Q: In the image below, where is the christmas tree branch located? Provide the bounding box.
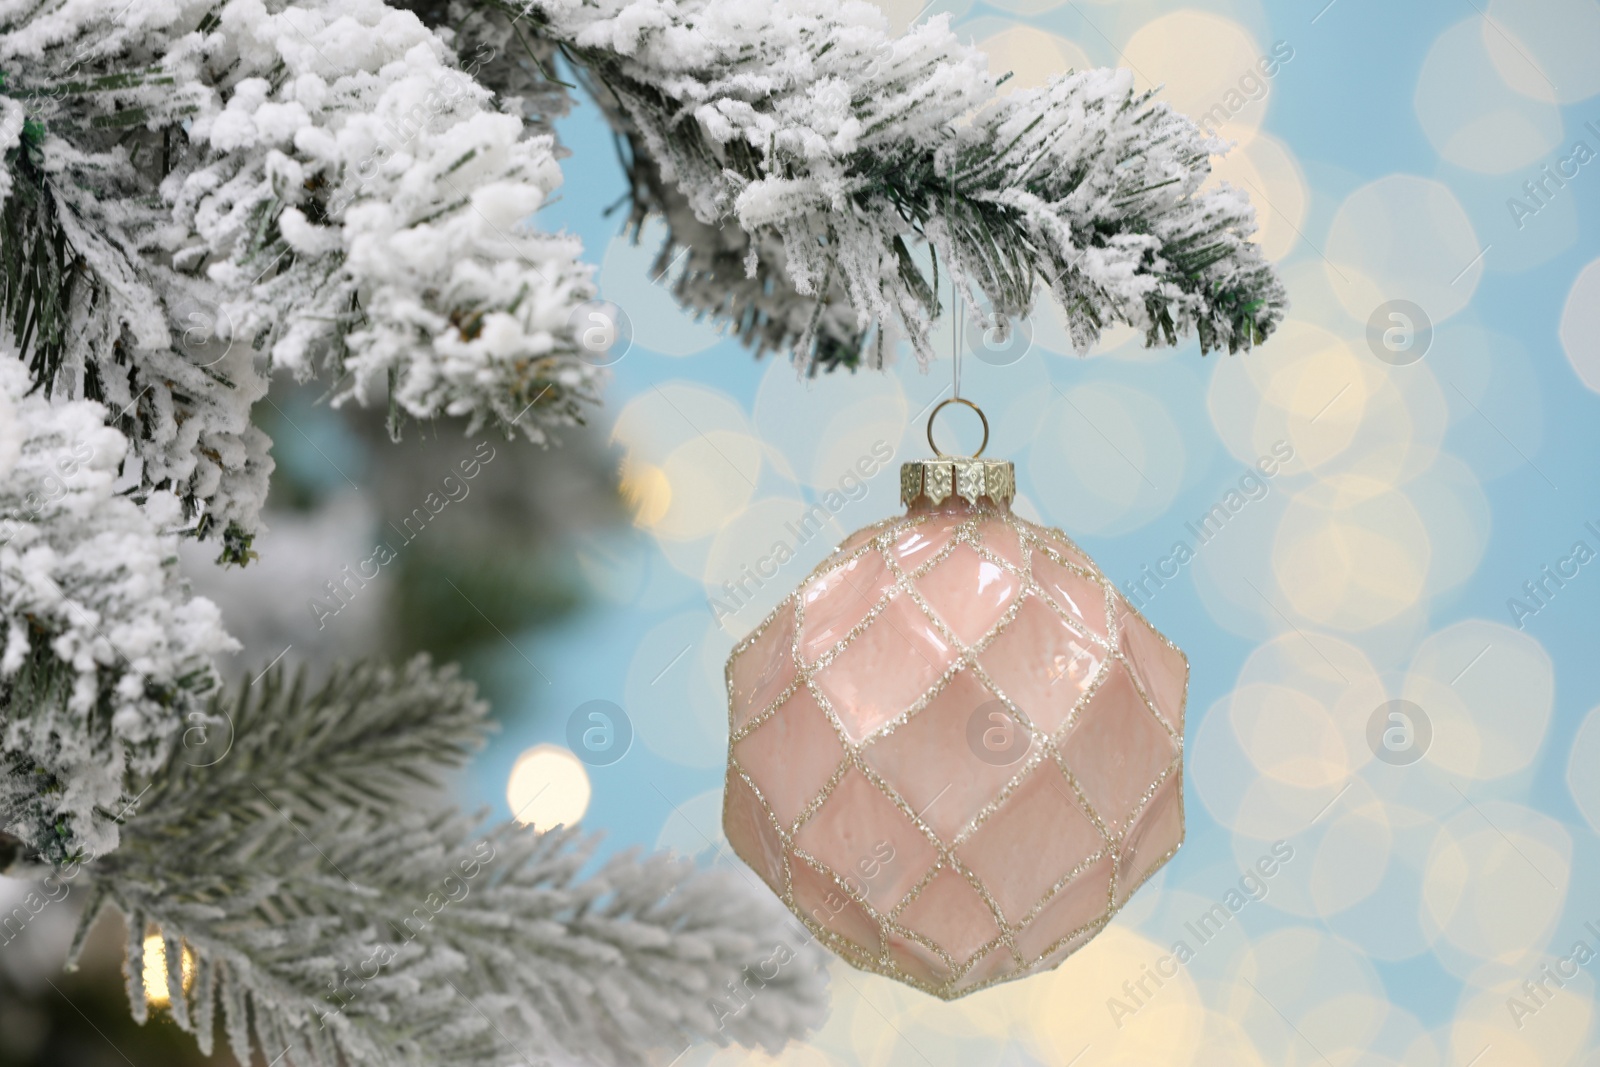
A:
[137,657,491,828]
[577,62,872,371]
[479,0,1285,366]
[82,657,829,1067]
[0,0,605,552]
[0,351,234,864]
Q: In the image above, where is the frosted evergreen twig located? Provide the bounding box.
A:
[82,657,831,1067]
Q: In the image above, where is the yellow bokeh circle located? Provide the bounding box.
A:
[978,26,1092,95]
[1401,619,1554,781]
[506,744,592,830]
[1272,478,1431,630]
[1484,0,1600,104]
[1414,18,1565,174]
[1421,802,1570,972]
[1324,176,1484,326]
[1122,12,1281,147]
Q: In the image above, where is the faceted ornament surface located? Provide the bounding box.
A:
[722,498,1187,998]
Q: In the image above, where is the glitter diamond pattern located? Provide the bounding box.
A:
[723,498,1187,999]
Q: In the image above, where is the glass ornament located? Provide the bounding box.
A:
[722,434,1187,998]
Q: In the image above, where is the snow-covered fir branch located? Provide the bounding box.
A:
[482,0,1285,367]
[0,350,234,865]
[585,71,871,371]
[78,658,829,1067]
[398,0,577,139]
[0,0,605,554]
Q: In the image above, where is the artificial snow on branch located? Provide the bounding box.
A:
[0,0,605,554]
[0,350,234,865]
[79,657,830,1067]
[481,0,1285,367]
[587,81,870,371]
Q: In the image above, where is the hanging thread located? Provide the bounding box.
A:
[948,158,960,403]
[953,302,961,400]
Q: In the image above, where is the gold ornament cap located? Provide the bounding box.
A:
[902,396,1013,507]
[900,458,1015,508]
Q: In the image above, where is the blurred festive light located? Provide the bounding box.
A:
[1122,12,1275,146]
[1407,455,1491,599]
[1314,809,1441,962]
[1228,928,1388,1062]
[1192,633,1386,836]
[1415,18,1563,173]
[977,26,1091,96]
[1230,683,1349,788]
[142,932,195,1008]
[626,612,728,769]
[612,381,762,543]
[1453,973,1594,1065]
[1325,176,1483,325]
[652,433,765,542]
[1206,318,1370,474]
[1272,481,1432,630]
[1568,704,1600,834]
[619,457,672,529]
[507,745,592,830]
[1303,796,1394,917]
[1402,621,1553,780]
[1024,925,1206,1063]
[1560,257,1600,395]
[1484,0,1600,104]
[1028,382,1185,535]
[1422,802,1570,972]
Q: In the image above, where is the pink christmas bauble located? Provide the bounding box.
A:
[722,458,1187,998]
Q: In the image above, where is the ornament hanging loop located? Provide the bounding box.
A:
[927,396,989,458]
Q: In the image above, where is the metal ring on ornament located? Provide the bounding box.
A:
[926,396,990,458]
